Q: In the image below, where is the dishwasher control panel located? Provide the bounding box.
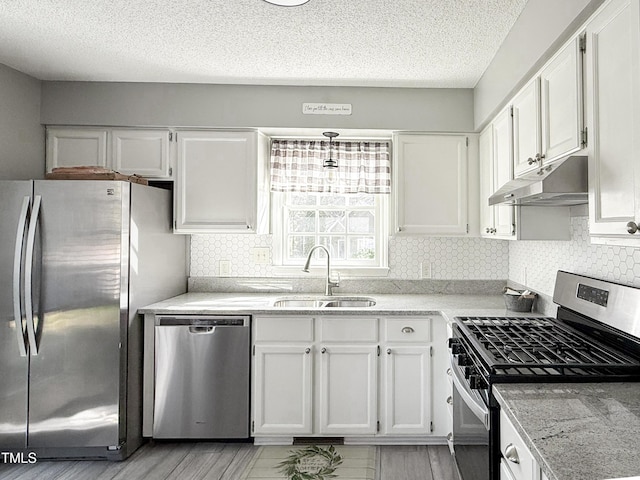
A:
[156,315,250,327]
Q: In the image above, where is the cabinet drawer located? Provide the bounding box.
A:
[384,317,431,343]
[500,411,535,480]
[254,316,314,342]
[319,317,378,343]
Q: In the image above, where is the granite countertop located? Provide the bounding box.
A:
[138,292,517,320]
[494,383,640,480]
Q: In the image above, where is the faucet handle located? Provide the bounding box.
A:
[329,271,340,286]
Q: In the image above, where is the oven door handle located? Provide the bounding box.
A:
[450,355,490,430]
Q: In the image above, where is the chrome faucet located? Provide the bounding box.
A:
[302,245,339,296]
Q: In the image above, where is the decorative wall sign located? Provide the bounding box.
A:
[302,103,352,115]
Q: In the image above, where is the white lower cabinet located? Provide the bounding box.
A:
[252,314,447,442]
[319,345,378,435]
[382,346,431,435]
[253,345,313,435]
[500,410,545,480]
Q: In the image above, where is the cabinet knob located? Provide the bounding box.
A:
[446,396,453,405]
[504,444,520,464]
[321,347,326,354]
[305,348,311,354]
[446,368,452,376]
[386,348,392,355]
[627,221,638,234]
[527,153,545,165]
[401,326,415,334]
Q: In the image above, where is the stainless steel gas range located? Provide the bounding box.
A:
[448,271,640,480]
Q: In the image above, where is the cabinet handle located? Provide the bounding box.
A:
[321,347,326,354]
[401,326,415,334]
[386,348,392,355]
[627,221,638,234]
[504,444,520,464]
[305,348,311,354]
[446,396,453,405]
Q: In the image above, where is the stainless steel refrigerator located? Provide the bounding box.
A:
[0,180,187,460]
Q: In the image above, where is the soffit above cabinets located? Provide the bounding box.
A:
[0,0,527,88]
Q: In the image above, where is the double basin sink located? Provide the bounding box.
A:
[272,295,376,308]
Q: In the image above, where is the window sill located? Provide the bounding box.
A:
[271,266,391,278]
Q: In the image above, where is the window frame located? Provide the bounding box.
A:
[271,191,390,277]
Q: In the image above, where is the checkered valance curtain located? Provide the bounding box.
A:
[270,139,391,194]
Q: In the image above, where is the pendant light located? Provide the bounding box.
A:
[323,131,339,169]
[323,131,339,185]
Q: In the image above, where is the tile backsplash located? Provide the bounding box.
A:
[190,234,509,280]
[509,215,640,297]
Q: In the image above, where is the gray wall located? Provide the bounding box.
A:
[0,64,44,179]
[40,82,474,132]
[474,0,605,130]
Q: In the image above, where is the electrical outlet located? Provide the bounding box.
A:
[420,261,432,279]
[219,260,231,276]
[251,247,270,265]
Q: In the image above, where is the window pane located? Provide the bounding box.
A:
[348,194,375,206]
[348,211,375,234]
[348,236,376,259]
[319,211,346,233]
[290,194,317,206]
[289,210,315,232]
[318,236,346,260]
[319,195,346,206]
[289,236,317,258]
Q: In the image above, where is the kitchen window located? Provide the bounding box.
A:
[270,139,390,275]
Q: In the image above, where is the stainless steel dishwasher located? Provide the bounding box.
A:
[153,315,250,439]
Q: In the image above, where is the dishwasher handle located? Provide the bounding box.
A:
[156,315,250,327]
[189,326,215,334]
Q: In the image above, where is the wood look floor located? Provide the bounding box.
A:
[0,442,458,480]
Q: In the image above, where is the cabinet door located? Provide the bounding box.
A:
[395,134,468,235]
[540,37,583,162]
[112,129,171,178]
[586,0,640,241]
[253,345,313,435]
[318,345,377,435]
[175,131,257,233]
[46,128,108,172]
[382,346,431,435]
[512,79,541,177]
[492,108,516,238]
[479,124,495,238]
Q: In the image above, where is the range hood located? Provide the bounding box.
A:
[488,155,588,206]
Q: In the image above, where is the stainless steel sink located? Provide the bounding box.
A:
[272,296,376,308]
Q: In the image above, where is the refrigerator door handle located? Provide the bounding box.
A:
[25,195,41,356]
[12,196,30,357]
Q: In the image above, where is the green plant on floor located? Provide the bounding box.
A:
[275,445,343,480]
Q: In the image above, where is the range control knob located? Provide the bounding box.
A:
[448,338,464,355]
[457,354,471,367]
[469,375,487,390]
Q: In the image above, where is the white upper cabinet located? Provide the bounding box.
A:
[112,129,171,178]
[511,35,584,178]
[394,134,468,235]
[512,79,542,177]
[46,127,174,179]
[174,130,268,234]
[585,0,640,244]
[481,107,516,239]
[540,37,584,163]
[46,127,108,171]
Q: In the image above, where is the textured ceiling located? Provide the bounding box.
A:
[0,0,528,88]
